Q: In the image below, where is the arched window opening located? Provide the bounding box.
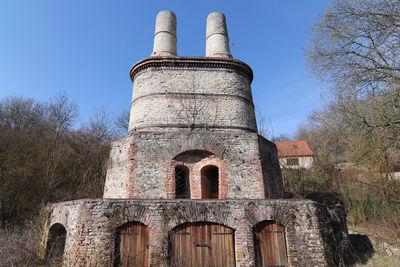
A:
[45,223,66,265]
[114,222,149,267]
[175,166,190,199]
[169,222,235,267]
[253,220,288,267]
[201,165,219,199]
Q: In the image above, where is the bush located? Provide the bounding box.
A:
[283,167,331,196]
[283,165,400,237]
[0,95,117,225]
[0,222,44,266]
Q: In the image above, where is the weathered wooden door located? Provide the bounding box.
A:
[254,221,288,267]
[171,222,235,267]
[116,222,149,267]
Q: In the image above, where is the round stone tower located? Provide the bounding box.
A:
[104,10,283,200]
[129,12,255,133]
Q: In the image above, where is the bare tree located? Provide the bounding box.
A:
[272,134,291,142]
[115,107,130,137]
[306,0,400,97]
[0,95,118,224]
[0,96,44,131]
[255,106,273,139]
[305,0,400,169]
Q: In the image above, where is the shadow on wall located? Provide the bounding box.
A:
[305,192,374,266]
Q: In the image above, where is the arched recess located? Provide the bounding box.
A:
[169,222,235,267]
[173,150,214,164]
[114,222,149,267]
[201,165,219,199]
[45,223,67,264]
[175,165,190,199]
[253,220,288,267]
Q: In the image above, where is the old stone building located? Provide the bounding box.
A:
[42,11,347,267]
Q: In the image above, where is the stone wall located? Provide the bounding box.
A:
[128,57,257,133]
[44,199,334,267]
[258,136,284,198]
[104,131,281,199]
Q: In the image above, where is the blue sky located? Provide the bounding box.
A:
[0,0,331,137]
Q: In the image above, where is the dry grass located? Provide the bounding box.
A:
[0,222,45,266]
[355,253,400,267]
[349,223,400,252]
[350,223,400,267]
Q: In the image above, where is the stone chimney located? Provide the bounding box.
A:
[206,12,232,58]
[151,10,177,56]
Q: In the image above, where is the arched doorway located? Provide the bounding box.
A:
[175,165,190,198]
[169,222,235,267]
[201,165,219,199]
[45,223,66,265]
[114,222,149,267]
[253,220,288,267]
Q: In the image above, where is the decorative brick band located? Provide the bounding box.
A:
[131,123,257,132]
[131,92,254,107]
[130,56,254,82]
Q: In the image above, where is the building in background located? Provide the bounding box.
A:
[275,140,313,169]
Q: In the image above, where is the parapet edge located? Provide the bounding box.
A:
[129,56,253,82]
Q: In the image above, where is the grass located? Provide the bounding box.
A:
[354,253,400,267]
[349,223,400,267]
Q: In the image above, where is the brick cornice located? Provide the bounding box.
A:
[129,56,253,82]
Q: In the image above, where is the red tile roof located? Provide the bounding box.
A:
[274,140,313,157]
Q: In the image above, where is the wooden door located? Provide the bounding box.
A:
[116,222,149,267]
[254,221,288,267]
[171,222,235,267]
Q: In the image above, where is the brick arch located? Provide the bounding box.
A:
[167,150,228,199]
[194,156,228,199]
[173,150,215,163]
[201,165,219,199]
[244,202,297,227]
[111,207,154,229]
[167,137,227,160]
[170,220,235,232]
[45,223,67,265]
[164,203,239,231]
[167,218,238,233]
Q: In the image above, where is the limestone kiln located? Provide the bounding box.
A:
[42,11,342,267]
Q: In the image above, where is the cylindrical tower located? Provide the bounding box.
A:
[151,10,177,56]
[206,12,232,58]
[129,11,256,133]
[128,57,256,133]
[104,11,284,202]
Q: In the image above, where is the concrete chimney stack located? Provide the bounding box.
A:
[206,12,232,58]
[151,10,177,56]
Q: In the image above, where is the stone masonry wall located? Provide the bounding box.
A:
[258,136,285,198]
[102,135,131,198]
[104,131,279,199]
[44,199,331,267]
[128,58,257,133]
